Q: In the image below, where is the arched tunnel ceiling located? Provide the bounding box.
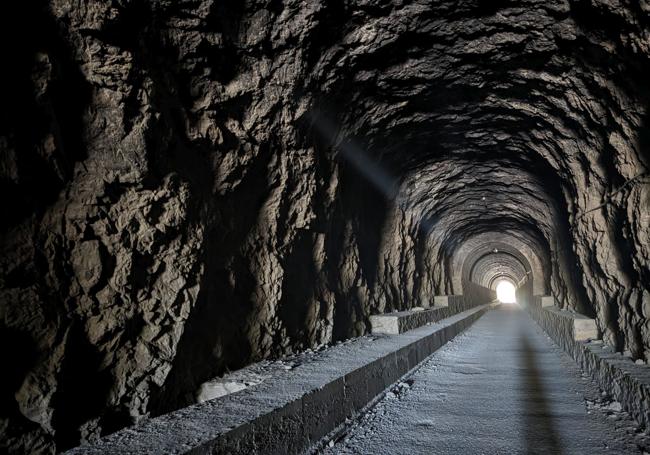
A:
[312,0,649,328]
[1,1,649,453]
[450,232,548,295]
[471,251,529,290]
[466,244,532,286]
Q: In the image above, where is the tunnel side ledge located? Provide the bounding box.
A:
[524,295,650,430]
[63,303,495,455]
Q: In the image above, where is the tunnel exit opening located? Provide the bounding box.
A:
[496,280,517,304]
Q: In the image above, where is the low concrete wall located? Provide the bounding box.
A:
[66,305,493,455]
[370,295,484,335]
[525,295,650,429]
[525,295,597,343]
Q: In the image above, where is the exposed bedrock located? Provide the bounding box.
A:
[0,0,649,453]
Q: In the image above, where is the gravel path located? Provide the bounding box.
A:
[320,305,650,455]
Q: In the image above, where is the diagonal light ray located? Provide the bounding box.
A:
[307,109,442,236]
[308,110,399,201]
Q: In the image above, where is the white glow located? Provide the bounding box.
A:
[496,281,517,304]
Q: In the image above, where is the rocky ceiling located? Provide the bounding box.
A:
[1,0,649,453]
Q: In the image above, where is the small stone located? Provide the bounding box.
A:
[605,401,623,412]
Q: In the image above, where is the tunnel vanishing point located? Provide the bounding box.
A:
[1,0,650,454]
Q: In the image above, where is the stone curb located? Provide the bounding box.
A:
[525,295,650,429]
[65,304,493,455]
[369,295,467,334]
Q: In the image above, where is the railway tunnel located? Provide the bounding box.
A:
[1,0,649,453]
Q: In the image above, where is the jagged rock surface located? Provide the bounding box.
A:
[0,0,648,453]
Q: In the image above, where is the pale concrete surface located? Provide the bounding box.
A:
[321,306,649,455]
[370,306,444,335]
[370,295,486,335]
[540,295,555,307]
[432,295,452,307]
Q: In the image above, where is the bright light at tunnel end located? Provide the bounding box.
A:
[496,280,517,304]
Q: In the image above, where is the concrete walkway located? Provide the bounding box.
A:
[321,306,647,454]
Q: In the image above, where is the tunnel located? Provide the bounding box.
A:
[1,0,649,453]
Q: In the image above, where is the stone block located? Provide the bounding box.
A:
[206,420,256,455]
[433,295,451,307]
[365,357,388,400]
[573,316,598,341]
[251,398,306,455]
[302,378,346,444]
[380,352,401,389]
[540,295,554,307]
[370,307,446,335]
[369,314,400,334]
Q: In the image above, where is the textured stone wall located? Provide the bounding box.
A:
[0,0,649,453]
[463,281,498,307]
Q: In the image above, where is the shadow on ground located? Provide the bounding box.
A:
[520,332,563,455]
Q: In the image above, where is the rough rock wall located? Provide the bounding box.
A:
[0,2,436,452]
[0,0,649,453]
